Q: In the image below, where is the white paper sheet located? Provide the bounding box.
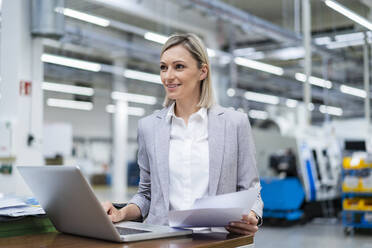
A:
[0,205,45,217]
[169,187,258,227]
[0,195,45,217]
[0,198,27,209]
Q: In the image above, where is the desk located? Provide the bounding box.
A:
[0,216,253,247]
[0,232,253,248]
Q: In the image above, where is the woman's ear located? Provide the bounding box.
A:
[199,64,208,81]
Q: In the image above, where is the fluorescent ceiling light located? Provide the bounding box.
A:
[47,98,93,111]
[315,36,332,45]
[295,73,332,89]
[270,47,305,60]
[111,91,157,105]
[248,109,268,120]
[144,32,168,44]
[123,69,162,84]
[42,82,94,96]
[41,54,102,72]
[335,32,364,42]
[234,57,284,76]
[106,104,145,116]
[233,47,255,56]
[286,99,298,108]
[327,39,365,49]
[227,88,236,97]
[245,52,265,60]
[244,91,280,105]
[340,84,366,98]
[56,7,110,27]
[207,48,216,58]
[319,104,343,116]
[325,0,372,30]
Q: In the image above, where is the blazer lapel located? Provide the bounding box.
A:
[208,105,225,196]
[154,108,171,210]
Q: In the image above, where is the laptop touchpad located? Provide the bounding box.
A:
[116,227,151,235]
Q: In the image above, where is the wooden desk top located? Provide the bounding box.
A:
[0,232,253,248]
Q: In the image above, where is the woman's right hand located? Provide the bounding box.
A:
[102,201,126,223]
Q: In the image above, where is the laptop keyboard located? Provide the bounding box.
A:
[116,227,151,235]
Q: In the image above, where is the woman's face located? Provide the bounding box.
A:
[160,45,207,103]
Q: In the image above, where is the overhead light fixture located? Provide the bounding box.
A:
[248,109,268,120]
[286,99,298,108]
[314,36,332,45]
[234,57,284,76]
[123,69,162,84]
[340,84,366,98]
[269,47,305,60]
[111,92,157,105]
[327,39,365,49]
[233,47,255,56]
[41,54,102,72]
[325,0,372,30]
[207,48,216,58]
[335,32,364,42]
[319,104,343,116]
[42,82,94,96]
[47,98,93,111]
[55,7,110,27]
[227,88,236,97]
[244,91,280,105]
[295,73,332,89]
[144,32,168,44]
[106,104,145,116]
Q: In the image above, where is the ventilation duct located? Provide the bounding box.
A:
[31,0,65,39]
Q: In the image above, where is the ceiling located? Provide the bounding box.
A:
[41,0,372,123]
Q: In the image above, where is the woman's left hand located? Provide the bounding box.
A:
[225,211,259,236]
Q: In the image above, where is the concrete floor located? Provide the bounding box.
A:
[255,220,372,248]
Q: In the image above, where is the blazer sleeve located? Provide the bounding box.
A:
[237,114,264,219]
[127,119,151,219]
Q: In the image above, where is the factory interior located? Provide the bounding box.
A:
[1,0,372,247]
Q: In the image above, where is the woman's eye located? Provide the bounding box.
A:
[160,65,167,71]
[175,64,184,69]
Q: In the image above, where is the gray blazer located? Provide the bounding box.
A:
[128,105,263,225]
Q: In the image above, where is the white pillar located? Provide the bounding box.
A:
[112,58,128,200]
[302,0,311,125]
[363,35,372,152]
[205,33,226,106]
[0,0,44,195]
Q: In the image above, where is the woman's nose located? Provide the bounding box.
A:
[164,68,175,81]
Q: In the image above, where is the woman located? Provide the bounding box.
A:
[103,33,263,236]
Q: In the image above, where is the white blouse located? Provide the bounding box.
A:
[166,103,209,211]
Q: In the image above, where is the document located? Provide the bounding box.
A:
[169,187,259,227]
[0,195,45,217]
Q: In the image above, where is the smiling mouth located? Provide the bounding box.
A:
[167,84,182,88]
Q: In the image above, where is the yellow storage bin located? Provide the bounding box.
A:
[343,157,368,170]
[360,175,372,192]
[359,199,372,211]
[343,198,361,210]
[342,177,361,192]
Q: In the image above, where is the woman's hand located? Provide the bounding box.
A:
[102,201,126,223]
[225,211,259,236]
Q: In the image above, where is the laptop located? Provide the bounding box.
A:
[17,166,192,242]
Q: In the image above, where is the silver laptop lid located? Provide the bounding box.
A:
[17,166,122,242]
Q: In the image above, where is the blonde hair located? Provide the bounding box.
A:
[160,33,215,108]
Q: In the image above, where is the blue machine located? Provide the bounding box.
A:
[261,177,305,221]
